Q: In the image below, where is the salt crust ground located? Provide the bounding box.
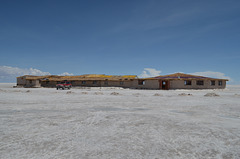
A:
[0,83,240,159]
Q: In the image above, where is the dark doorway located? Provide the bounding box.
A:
[159,80,169,90]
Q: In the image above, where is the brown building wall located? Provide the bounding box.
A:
[24,80,41,88]
[17,77,41,88]
[71,80,102,87]
[16,75,227,90]
[131,79,159,89]
[106,80,133,88]
[66,80,133,88]
[170,80,227,89]
[41,81,57,87]
[17,77,27,86]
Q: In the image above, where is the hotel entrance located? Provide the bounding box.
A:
[159,80,169,90]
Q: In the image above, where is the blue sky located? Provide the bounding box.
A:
[0,0,240,84]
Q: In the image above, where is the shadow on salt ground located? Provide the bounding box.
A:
[204,93,220,97]
[110,92,121,95]
[178,93,193,96]
[218,115,240,120]
[169,110,196,116]
[91,107,150,112]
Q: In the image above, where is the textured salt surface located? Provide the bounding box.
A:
[0,83,240,159]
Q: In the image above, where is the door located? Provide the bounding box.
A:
[159,80,169,90]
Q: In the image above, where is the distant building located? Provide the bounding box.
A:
[16,73,228,90]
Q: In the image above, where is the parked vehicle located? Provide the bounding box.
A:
[56,81,72,90]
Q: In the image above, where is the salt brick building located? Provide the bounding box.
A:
[16,73,228,90]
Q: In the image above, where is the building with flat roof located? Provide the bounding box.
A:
[16,73,228,89]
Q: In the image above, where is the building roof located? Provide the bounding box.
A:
[17,73,228,81]
[18,74,137,81]
[145,73,229,81]
[18,75,58,80]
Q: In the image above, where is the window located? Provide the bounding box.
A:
[218,81,222,86]
[82,81,86,84]
[197,80,204,85]
[184,80,192,85]
[29,80,32,84]
[211,80,215,86]
[138,80,145,85]
[93,81,97,84]
[120,81,124,85]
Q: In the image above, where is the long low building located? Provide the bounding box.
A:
[16,73,228,90]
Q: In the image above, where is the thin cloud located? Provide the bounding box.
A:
[138,68,161,78]
[0,66,51,82]
[0,66,51,76]
[191,71,231,80]
[0,66,74,82]
[59,72,74,76]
